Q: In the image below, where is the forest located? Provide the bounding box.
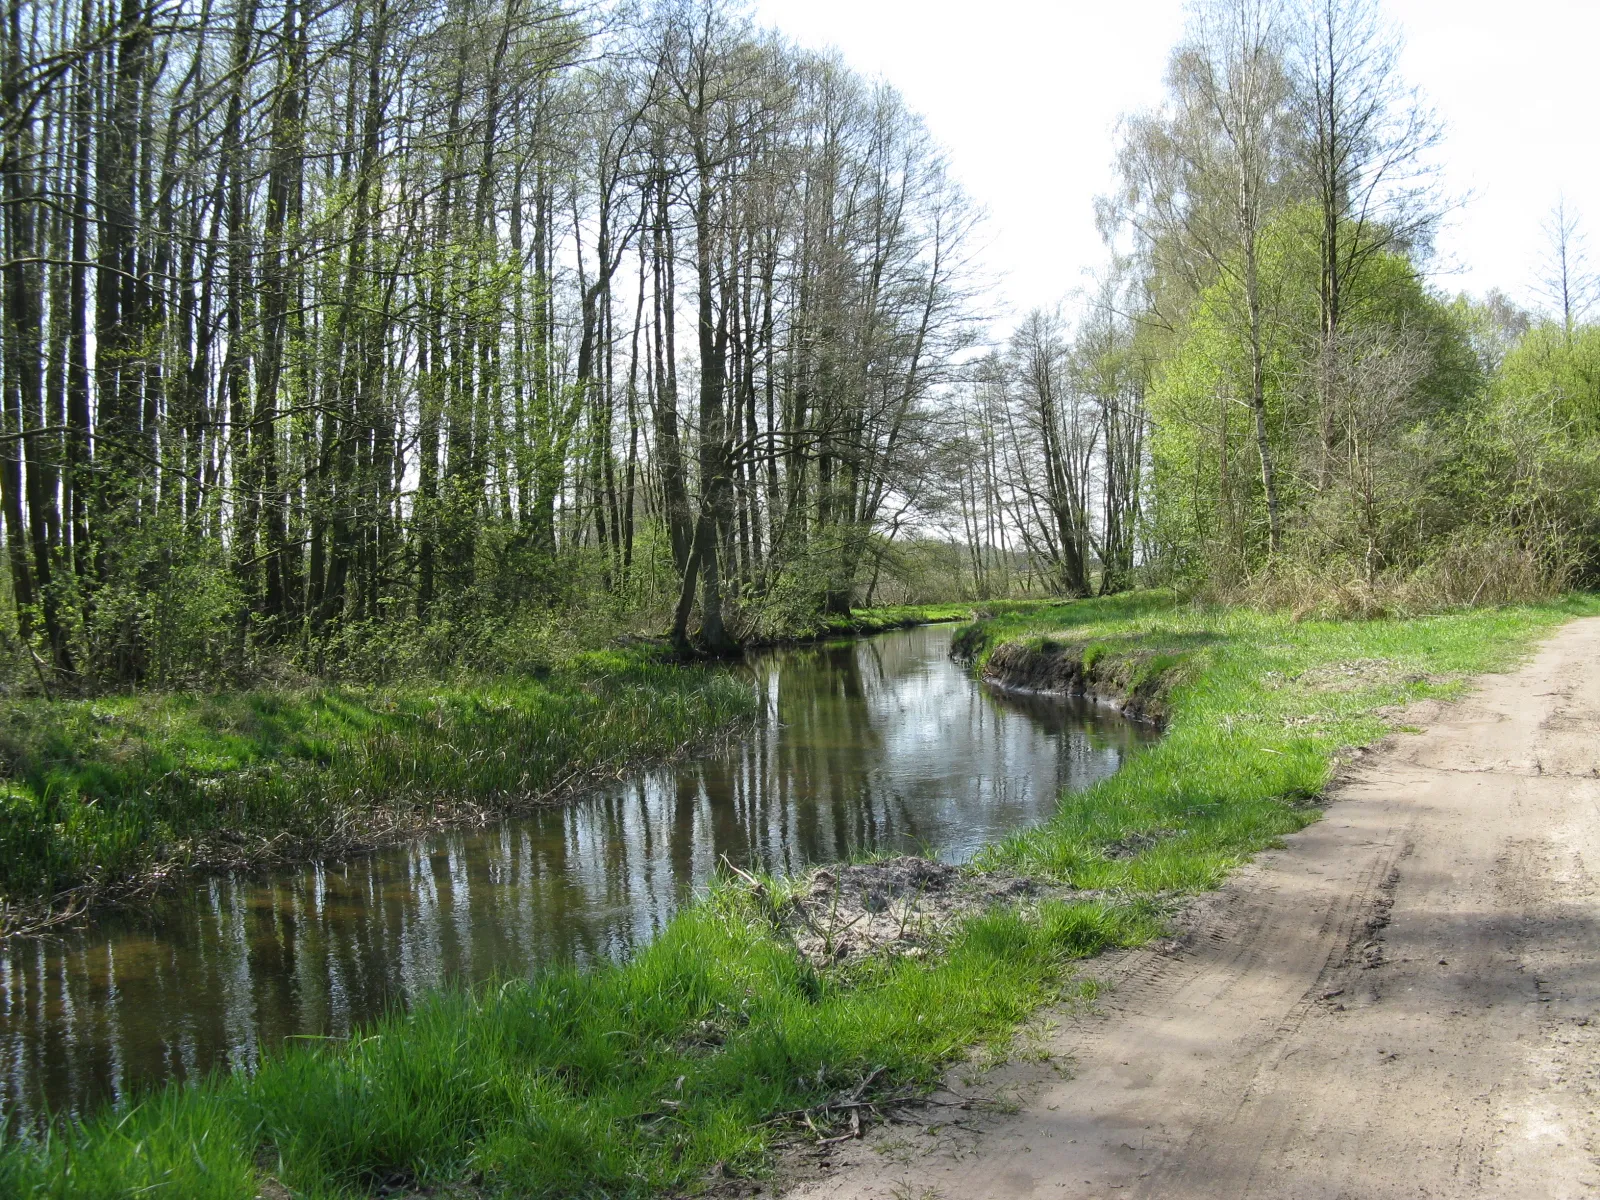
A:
[0,0,1596,690]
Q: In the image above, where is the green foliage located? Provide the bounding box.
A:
[1493,322,1600,427]
[1146,205,1483,588]
[1142,199,1600,605]
[1441,323,1600,582]
[0,653,756,903]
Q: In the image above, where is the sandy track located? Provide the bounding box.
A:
[783,617,1600,1200]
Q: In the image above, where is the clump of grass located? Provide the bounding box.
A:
[0,885,1151,1197]
[0,651,757,905]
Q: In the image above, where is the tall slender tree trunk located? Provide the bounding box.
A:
[1245,248,1283,558]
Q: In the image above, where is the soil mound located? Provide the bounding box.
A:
[778,857,1055,968]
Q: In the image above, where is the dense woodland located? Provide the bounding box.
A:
[0,0,1596,688]
[954,0,1600,614]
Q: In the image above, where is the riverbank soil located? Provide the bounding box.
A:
[783,616,1600,1199]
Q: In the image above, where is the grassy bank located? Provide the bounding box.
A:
[0,650,756,913]
[964,591,1600,886]
[0,889,1150,1197]
[0,603,977,915]
[764,601,980,643]
[5,592,1593,1195]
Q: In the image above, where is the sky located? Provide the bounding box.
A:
[746,0,1600,329]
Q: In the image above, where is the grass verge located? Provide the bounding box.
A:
[966,590,1600,887]
[5,591,1594,1195]
[0,650,756,915]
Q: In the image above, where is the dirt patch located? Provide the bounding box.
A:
[1266,657,1433,694]
[751,857,1070,969]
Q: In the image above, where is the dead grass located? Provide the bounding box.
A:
[1208,531,1567,621]
[765,858,1074,969]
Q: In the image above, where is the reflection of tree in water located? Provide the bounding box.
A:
[0,626,1155,1129]
[979,682,1158,777]
[985,684,1102,735]
[763,638,892,867]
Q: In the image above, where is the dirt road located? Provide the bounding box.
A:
[784,617,1600,1199]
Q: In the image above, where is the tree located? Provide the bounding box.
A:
[1075,290,1147,595]
[1534,199,1599,342]
[0,0,986,681]
[1289,0,1443,489]
[1112,0,1296,561]
[995,309,1096,597]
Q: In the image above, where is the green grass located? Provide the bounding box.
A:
[7,591,1594,1196]
[0,602,985,905]
[967,590,1600,888]
[775,602,979,643]
[0,886,1152,1197]
[0,650,756,905]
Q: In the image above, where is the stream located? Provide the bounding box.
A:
[0,623,1155,1127]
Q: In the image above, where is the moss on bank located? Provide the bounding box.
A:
[5,591,1595,1196]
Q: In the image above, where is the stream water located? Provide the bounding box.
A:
[0,623,1155,1127]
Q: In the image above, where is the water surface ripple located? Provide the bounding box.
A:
[0,623,1154,1125]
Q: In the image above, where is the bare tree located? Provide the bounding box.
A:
[1074,286,1147,595]
[1290,0,1443,486]
[1535,198,1599,341]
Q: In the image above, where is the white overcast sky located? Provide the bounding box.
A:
[746,0,1600,329]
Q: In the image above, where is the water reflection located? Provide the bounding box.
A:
[0,624,1154,1126]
